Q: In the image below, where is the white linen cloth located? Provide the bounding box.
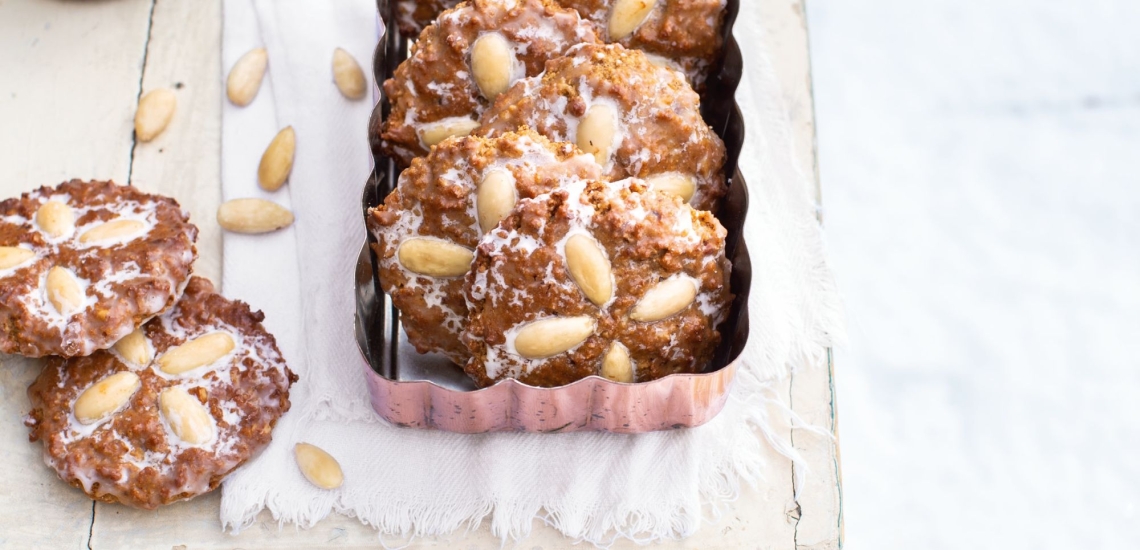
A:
[218,0,844,544]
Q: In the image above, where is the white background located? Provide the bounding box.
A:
[807,0,1140,547]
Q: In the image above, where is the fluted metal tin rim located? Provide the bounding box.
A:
[355,0,750,433]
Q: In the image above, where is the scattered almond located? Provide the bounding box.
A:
[332,48,367,100]
[135,88,177,142]
[258,126,296,191]
[159,386,215,445]
[74,371,141,425]
[564,233,613,306]
[217,199,294,234]
[157,332,235,375]
[513,316,596,359]
[227,47,268,107]
[0,247,35,271]
[295,443,344,490]
[629,275,698,322]
[36,200,74,239]
[476,169,517,233]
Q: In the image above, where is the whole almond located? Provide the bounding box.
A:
[576,103,618,166]
[258,126,296,192]
[114,329,153,367]
[601,341,633,383]
[227,47,268,107]
[646,172,696,204]
[513,316,596,359]
[0,247,35,270]
[609,0,657,40]
[36,200,74,239]
[397,238,473,278]
[159,386,215,445]
[629,275,698,322]
[564,233,613,306]
[74,371,140,425]
[46,266,84,316]
[295,442,344,490]
[157,332,235,375]
[418,117,480,148]
[470,32,515,100]
[217,199,294,234]
[476,170,517,233]
[79,219,147,244]
[135,88,177,142]
[332,48,367,100]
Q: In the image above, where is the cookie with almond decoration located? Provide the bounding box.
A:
[376,0,602,166]
[0,179,198,358]
[368,129,601,364]
[25,277,297,509]
[462,178,732,388]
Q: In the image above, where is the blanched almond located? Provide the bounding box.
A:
[564,234,613,306]
[470,32,515,100]
[576,103,618,166]
[46,266,84,316]
[418,117,480,148]
[0,247,35,270]
[159,386,215,445]
[79,219,146,244]
[217,199,294,234]
[397,238,473,277]
[74,371,140,425]
[601,341,633,382]
[36,200,74,239]
[114,329,153,366]
[476,169,517,233]
[629,275,698,322]
[513,316,596,359]
[157,332,235,375]
[258,126,296,192]
[295,442,344,490]
[646,172,696,204]
[227,47,268,107]
[332,48,367,100]
[135,88,177,142]
[609,0,657,40]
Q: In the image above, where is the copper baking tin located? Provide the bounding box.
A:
[355,0,750,433]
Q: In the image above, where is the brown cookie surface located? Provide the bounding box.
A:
[25,277,297,509]
[369,129,601,364]
[462,178,732,388]
[377,0,602,166]
[394,0,461,37]
[0,180,198,358]
[475,43,727,212]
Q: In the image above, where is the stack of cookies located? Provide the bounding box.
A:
[368,0,734,388]
[0,180,297,509]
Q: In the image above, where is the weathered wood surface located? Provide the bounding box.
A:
[0,0,840,547]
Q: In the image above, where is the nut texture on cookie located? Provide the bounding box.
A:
[0,180,198,358]
[368,130,602,364]
[376,0,602,166]
[462,178,732,388]
[25,277,297,509]
[475,43,727,211]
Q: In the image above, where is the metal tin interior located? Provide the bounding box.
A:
[356,0,750,396]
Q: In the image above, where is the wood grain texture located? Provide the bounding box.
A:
[0,0,840,547]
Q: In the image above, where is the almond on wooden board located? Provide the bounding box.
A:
[258,126,296,192]
[227,47,268,107]
[135,88,177,142]
[217,199,294,234]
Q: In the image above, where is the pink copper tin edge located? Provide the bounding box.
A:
[356,0,749,434]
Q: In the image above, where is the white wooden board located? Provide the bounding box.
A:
[0,0,840,547]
